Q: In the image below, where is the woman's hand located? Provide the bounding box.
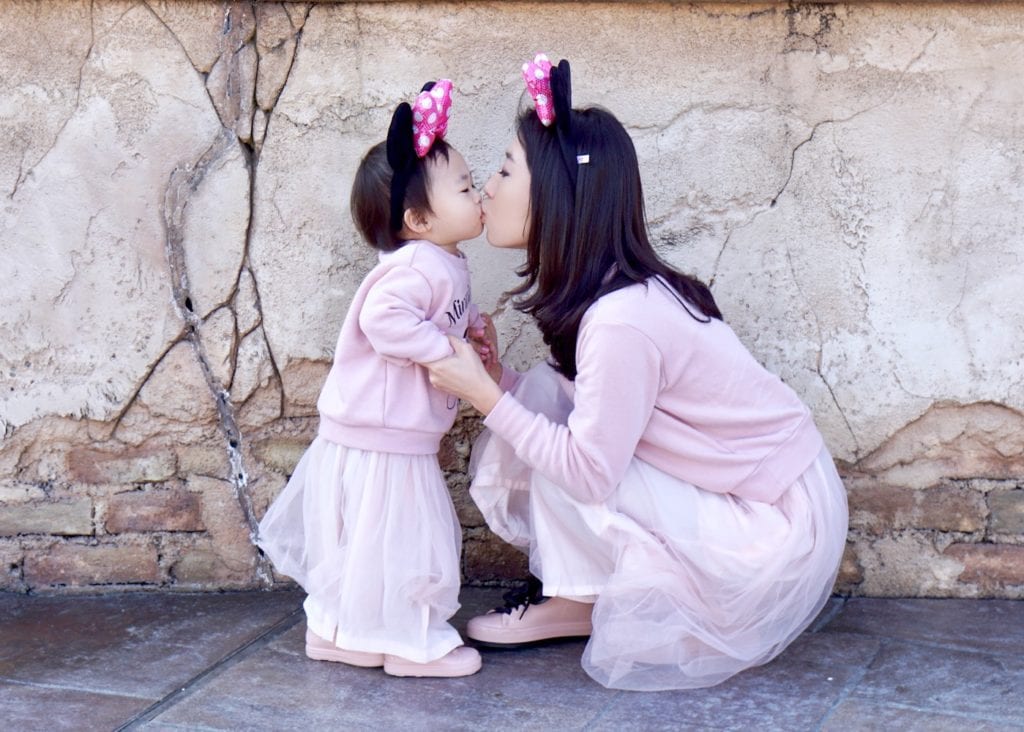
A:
[427,336,504,415]
[467,314,502,384]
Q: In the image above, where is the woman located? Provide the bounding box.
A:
[427,56,848,691]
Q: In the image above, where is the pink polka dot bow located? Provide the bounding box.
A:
[522,53,555,126]
[412,79,453,158]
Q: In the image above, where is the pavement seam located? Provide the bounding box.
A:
[114,604,305,731]
[809,596,847,632]
[814,632,1024,729]
[812,635,885,731]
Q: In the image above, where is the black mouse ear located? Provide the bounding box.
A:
[386,102,416,233]
[551,59,573,132]
[420,81,435,93]
[386,102,414,172]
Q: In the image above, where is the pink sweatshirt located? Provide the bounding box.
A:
[317,240,481,455]
[486,278,824,504]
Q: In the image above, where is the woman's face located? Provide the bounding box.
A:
[481,137,531,249]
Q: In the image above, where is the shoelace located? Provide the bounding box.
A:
[495,576,546,619]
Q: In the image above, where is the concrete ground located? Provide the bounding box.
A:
[1,588,1022,731]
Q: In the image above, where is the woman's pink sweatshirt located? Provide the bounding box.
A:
[486,278,824,504]
[317,241,481,455]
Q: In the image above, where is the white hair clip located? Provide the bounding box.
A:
[576,154,590,164]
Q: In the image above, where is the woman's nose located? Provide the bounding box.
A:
[483,174,497,200]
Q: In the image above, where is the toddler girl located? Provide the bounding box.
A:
[258,79,484,678]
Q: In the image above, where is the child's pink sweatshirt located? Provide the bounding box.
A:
[487,278,824,504]
[317,240,481,455]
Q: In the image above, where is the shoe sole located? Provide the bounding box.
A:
[469,634,591,650]
[466,622,593,647]
[306,645,385,668]
[383,655,482,678]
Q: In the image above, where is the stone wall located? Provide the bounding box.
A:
[1,1,1021,596]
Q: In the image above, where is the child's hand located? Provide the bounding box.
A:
[467,314,501,384]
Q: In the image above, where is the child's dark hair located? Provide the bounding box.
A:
[350,138,451,251]
[512,105,723,380]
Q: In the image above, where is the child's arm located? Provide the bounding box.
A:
[359,266,453,365]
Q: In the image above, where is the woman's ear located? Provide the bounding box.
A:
[402,207,431,236]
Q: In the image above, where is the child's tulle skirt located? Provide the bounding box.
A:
[470,364,849,691]
[257,438,463,663]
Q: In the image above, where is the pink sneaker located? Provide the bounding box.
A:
[304,628,384,668]
[383,646,482,678]
[467,580,593,647]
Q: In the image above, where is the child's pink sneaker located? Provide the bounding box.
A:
[383,646,482,678]
[304,627,384,667]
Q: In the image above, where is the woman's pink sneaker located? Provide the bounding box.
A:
[467,595,593,646]
[304,628,384,667]
[383,646,482,678]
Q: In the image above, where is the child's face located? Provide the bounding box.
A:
[421,149,483,248]
[481,137,530,250]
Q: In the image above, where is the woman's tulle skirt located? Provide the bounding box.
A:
[257,438,463,663]
[470,364,849,691]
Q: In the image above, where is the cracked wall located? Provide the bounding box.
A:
[1,1,1022,597]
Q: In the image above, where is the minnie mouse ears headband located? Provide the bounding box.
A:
[522,54,589,184]
[386,79,453,232]
[522,54,557,127]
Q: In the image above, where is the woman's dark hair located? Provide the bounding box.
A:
[512,105,722,380]
[350,138,450,251]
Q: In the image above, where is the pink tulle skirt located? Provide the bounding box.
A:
[470,364,849,691]
[257,438,463,663]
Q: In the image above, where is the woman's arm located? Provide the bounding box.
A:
[429,321,661,503]
[427,336,505,413]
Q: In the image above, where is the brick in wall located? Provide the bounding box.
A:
[0,499,93,536]
[988,489,1024,535]
[175,445,231,478]
[462,528,528,583]
[172,542,255,586]
[103,489,205,533]
[944,543,1024,590]
[68,446,177,485]
[0,542,25,592]
[251,438,307,475]
[24,543,161,587]
[836,543,864,590]
[847,481,987,534]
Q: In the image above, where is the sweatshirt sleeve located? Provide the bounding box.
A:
[358,265,454,365]
[483,321,662,503]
